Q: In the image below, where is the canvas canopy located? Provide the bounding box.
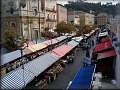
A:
[68,65,95,89]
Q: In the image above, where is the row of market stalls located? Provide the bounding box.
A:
[67,30,97,90]
[1,29,96,89]
[1,38,80,89]
[67,29,116,89]
[0,36,70,77]
[93,36,117,78]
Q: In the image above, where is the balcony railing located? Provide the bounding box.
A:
[46,7,57,12]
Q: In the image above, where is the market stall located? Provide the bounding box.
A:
[43,39,59,51]
[67,65,95,89]
[96,49,116,78]
[67,40,79,48]
[93,41,113,53]
[1,50,62,89]
[52,44,73,58]
[101,36,110,43]
[55,36,67,46]
[0,50,27,76]
[1,68,34,89]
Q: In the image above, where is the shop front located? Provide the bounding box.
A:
[96,49,116,78]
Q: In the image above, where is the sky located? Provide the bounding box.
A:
[57,0,120,5]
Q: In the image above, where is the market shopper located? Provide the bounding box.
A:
[86,49,90,58]
[91,51,98,64]
[92,40,94,46]
[83,57,91,66]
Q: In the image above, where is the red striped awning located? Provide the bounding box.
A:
[101,36,110,43]
[52,45,73,58]
[94,41,113,53]
[97,49,116,60]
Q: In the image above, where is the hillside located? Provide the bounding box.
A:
[65,0,117,15]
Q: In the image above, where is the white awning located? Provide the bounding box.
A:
[84,34,90,37]
[1,52,59,89]
[24,53,59,77]
[56,36,67,41]
[1,68,34,89]
[72,36,83,42]
[67,40,79,47]
[1,50,26,66]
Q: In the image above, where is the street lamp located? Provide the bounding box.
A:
[14,36,29,88]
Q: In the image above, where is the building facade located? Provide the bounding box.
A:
[106,15,113,31]
[96,13,108,28]
[67,11,80,25]
[115,2,120,88]
[45,0,57,30]
[79,12,94,26]
[1,0,45,41]
[108,15,120,88]
[57,4,67,23]
[116,18,120,88]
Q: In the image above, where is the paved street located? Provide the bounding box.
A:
[44,35,96,89]
[45,48,86,89]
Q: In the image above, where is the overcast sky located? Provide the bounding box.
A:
[57,0,120,5]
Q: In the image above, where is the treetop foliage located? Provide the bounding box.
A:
[4,27,26,51]
[55,21,76,35]
[65,0,117,16]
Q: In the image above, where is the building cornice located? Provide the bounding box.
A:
[2,16,45,19]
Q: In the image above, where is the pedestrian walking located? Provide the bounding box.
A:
[92,40,94,46]
[83,57,91,66]
[91,52,98,64]
[86,49,90,58]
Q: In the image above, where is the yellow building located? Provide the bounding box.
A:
[67,11,80,25]
[45,0,57,30]
[96,13,108,27]
[79,12,94,26]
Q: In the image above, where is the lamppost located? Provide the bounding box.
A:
[14,36,29,88]
[35,36,38,44]
[19,0,26,37]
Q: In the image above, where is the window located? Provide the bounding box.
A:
[33,9,37,16]
[11,23,16,27]
[53,6,55,10]
[10,7,14,14]
[32,0,36,2]
[47,14,49,19]
[8,1,13,6]
[50,14,52,19]
[54,15,55,20]
[48,23,49,27]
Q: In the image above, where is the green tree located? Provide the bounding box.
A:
[75,25,84,35]
[55,22,76,35]
[55,21,66,35]
[4,27,26,51]
[41,31,55,39]
[75,25,96,35]
[65,1,117,15]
